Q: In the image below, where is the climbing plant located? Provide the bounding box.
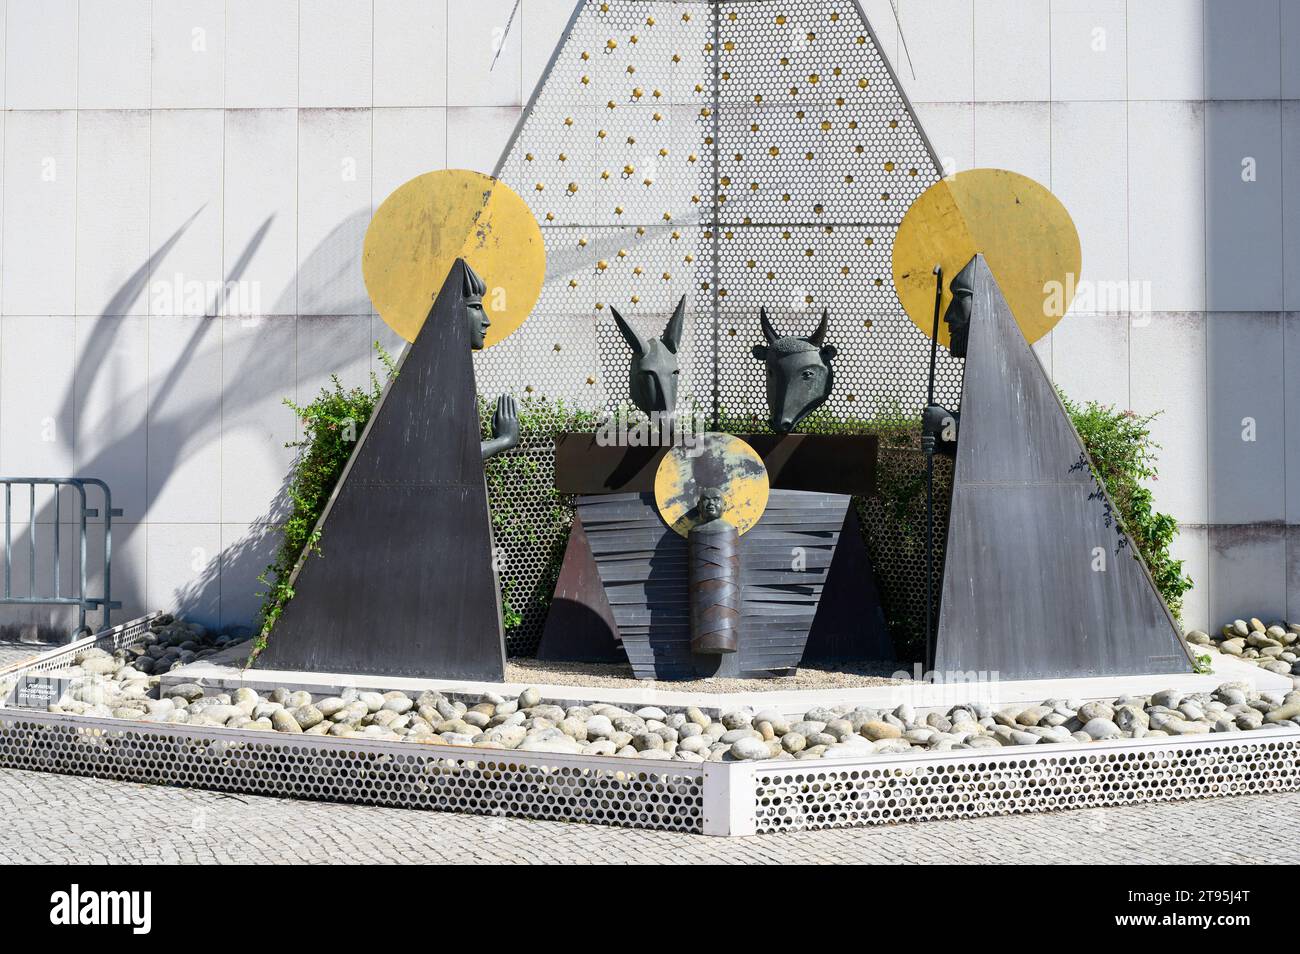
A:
[249,344,395,661]
[1061,393,1194,622]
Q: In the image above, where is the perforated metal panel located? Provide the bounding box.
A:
[0,612,159,701]
[477,1,956,656]
[751,731,1300,833]
[0,710,705,832]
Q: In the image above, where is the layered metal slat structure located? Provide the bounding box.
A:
[580,489,852,678]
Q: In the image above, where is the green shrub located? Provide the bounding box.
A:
[1060,394,1194,621]
[249,344,395,661]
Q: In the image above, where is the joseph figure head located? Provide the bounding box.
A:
[943,258,977,359]
[461,261,490,350]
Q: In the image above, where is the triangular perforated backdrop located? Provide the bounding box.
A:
[476,0,961,425]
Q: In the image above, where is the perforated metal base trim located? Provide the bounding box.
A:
[751,731,1300,833]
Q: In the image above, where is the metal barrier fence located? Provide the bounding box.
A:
[0,477,122,638]
[1,614,1298,836]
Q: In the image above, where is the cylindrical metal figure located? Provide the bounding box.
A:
[689,488,741,654]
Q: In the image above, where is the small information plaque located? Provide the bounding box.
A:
[5,674,71,710]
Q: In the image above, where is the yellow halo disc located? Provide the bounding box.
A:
[362,169,545,346]
[892,168,1081,348]
[653,434,770,538]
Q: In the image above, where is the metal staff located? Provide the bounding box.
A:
[924,264,942,675]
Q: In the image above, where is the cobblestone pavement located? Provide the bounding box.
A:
[1,767,1294,864]
[0,640,48,670]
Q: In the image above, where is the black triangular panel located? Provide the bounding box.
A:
[803,507,893,664]
[256,260,506,680]
[934,255,1193,679]
[536,514,625,663]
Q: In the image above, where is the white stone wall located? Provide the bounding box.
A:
[0,0,1294,636]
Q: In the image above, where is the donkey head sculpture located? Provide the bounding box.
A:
[610,295,686,414]
[752,308,838,433]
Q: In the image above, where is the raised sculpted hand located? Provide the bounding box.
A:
[922,403,959,457]
[481,394,520,460]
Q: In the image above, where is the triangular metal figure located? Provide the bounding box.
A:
[255,260,510,680]
[934,255,1194,679]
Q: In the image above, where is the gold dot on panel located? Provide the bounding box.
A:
[884,161,895,171]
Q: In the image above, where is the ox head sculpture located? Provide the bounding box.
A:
[751,308,837,433]
[610,295,686,415]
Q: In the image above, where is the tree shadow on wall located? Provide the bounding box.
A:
[169,209,378,631]
[1,209,289,639]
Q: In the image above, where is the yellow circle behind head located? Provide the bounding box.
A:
[654,434,770,538]
[892,168,1081,347]
[363,170,545,346]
